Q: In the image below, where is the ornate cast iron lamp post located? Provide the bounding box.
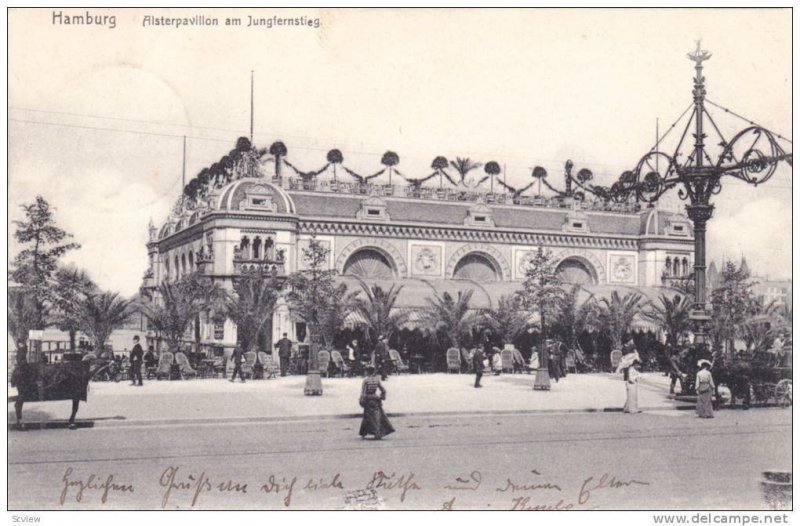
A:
[532,42,791,356]
[627,41,792,349]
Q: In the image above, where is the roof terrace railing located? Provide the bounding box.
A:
[279,176,643,214]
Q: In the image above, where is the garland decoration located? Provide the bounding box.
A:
[283,159,331,181]
[342,166,386,183]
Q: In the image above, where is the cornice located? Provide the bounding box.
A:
[297,219,641,250]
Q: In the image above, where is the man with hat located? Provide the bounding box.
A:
[274,332,293,377]
[668,348,688,395]
[130,336,144,386]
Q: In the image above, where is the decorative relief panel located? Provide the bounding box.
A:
[410,244,443,277]
[607,252,637,285]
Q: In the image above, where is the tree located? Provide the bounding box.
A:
[422,289,477,358]
[642,293,692,352]
[11,196,80,331]
[516,247,565,378]
[286,236,341,392]
[449,157,482,187]
[381,151,400,185]
[224,275,280,353]
[139,274,226,353]
[481,294,529,346]
[354,282,408,345]
[8,289,39,360]
[318,283,358,350]
[270,141,288,179]
[552,285,601,353]
[738,320,773,352]
[50,266,98,352]
[598,291,644,350]
[431,156,452,188]
[766,301,792,331]
[710,261,759,359]
[327,149,344,182]
[75,292,133,351]
[483,161,501,192]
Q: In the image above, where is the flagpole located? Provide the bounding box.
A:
[250,70,254,143]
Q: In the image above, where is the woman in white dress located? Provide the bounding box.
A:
[623,359,642,413]
[528,350,540,371]
[616,351,642,413]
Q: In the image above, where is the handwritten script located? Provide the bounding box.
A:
[56,466,649,509]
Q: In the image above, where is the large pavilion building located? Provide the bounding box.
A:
[140,142,694,354]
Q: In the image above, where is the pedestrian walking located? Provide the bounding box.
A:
[528,350,540,372]
[229,347,246,383]
[129,336,143,386]
[668,349,686,394]
[483,330,495,373]
[358,365,395,440]
[274,333,293,377]
[547,341,562,382]
[374,335,390,381]
[616,350,641,413]
[472,347,485,388]
[695,360,715,418]
[623,359,642,413]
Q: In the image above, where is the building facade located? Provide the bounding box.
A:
[141,148,695,352]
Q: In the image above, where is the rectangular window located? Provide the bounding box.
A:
[367,209,381,216]
[475,216,486,222]
[572,222,583,229]
[252,198,265,205]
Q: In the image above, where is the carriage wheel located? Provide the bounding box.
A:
[775,379,792,407]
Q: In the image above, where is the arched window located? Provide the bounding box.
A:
[554,257,597,285]
[188,251,194,271]
[174,255,180,280]
[265,237,274,260]
[181,254,187,277]
[240,237,251,259]
[665,257,672,276]
[164,258,170,283]
[682,258,689,277]
[343,249,396,279]
[253,237,262,260]
[453,253,499,282]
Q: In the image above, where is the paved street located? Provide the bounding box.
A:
[7,372,681,426]
[8,408,790,510]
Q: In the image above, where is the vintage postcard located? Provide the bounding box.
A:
[6,7,793,518]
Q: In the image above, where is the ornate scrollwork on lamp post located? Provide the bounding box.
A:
[624,41,792,349]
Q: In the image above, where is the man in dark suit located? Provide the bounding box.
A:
[275,333,293,377]
[483,331,495,373]
[374,335,390,381]
[229,347,245,383]
[130,336,144,386]
[473,347,485,388]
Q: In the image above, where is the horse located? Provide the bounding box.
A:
[10,359,110,430]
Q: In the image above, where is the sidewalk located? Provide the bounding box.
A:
[8,372,683,427]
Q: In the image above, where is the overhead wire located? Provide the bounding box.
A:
[705,99,792,144]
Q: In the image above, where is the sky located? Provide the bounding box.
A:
[7,8,793,296]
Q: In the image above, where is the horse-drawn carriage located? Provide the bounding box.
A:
[715,348,792,408]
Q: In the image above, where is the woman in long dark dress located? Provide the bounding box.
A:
[359,366,395,440]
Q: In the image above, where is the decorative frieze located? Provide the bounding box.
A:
[297,220,640,250]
